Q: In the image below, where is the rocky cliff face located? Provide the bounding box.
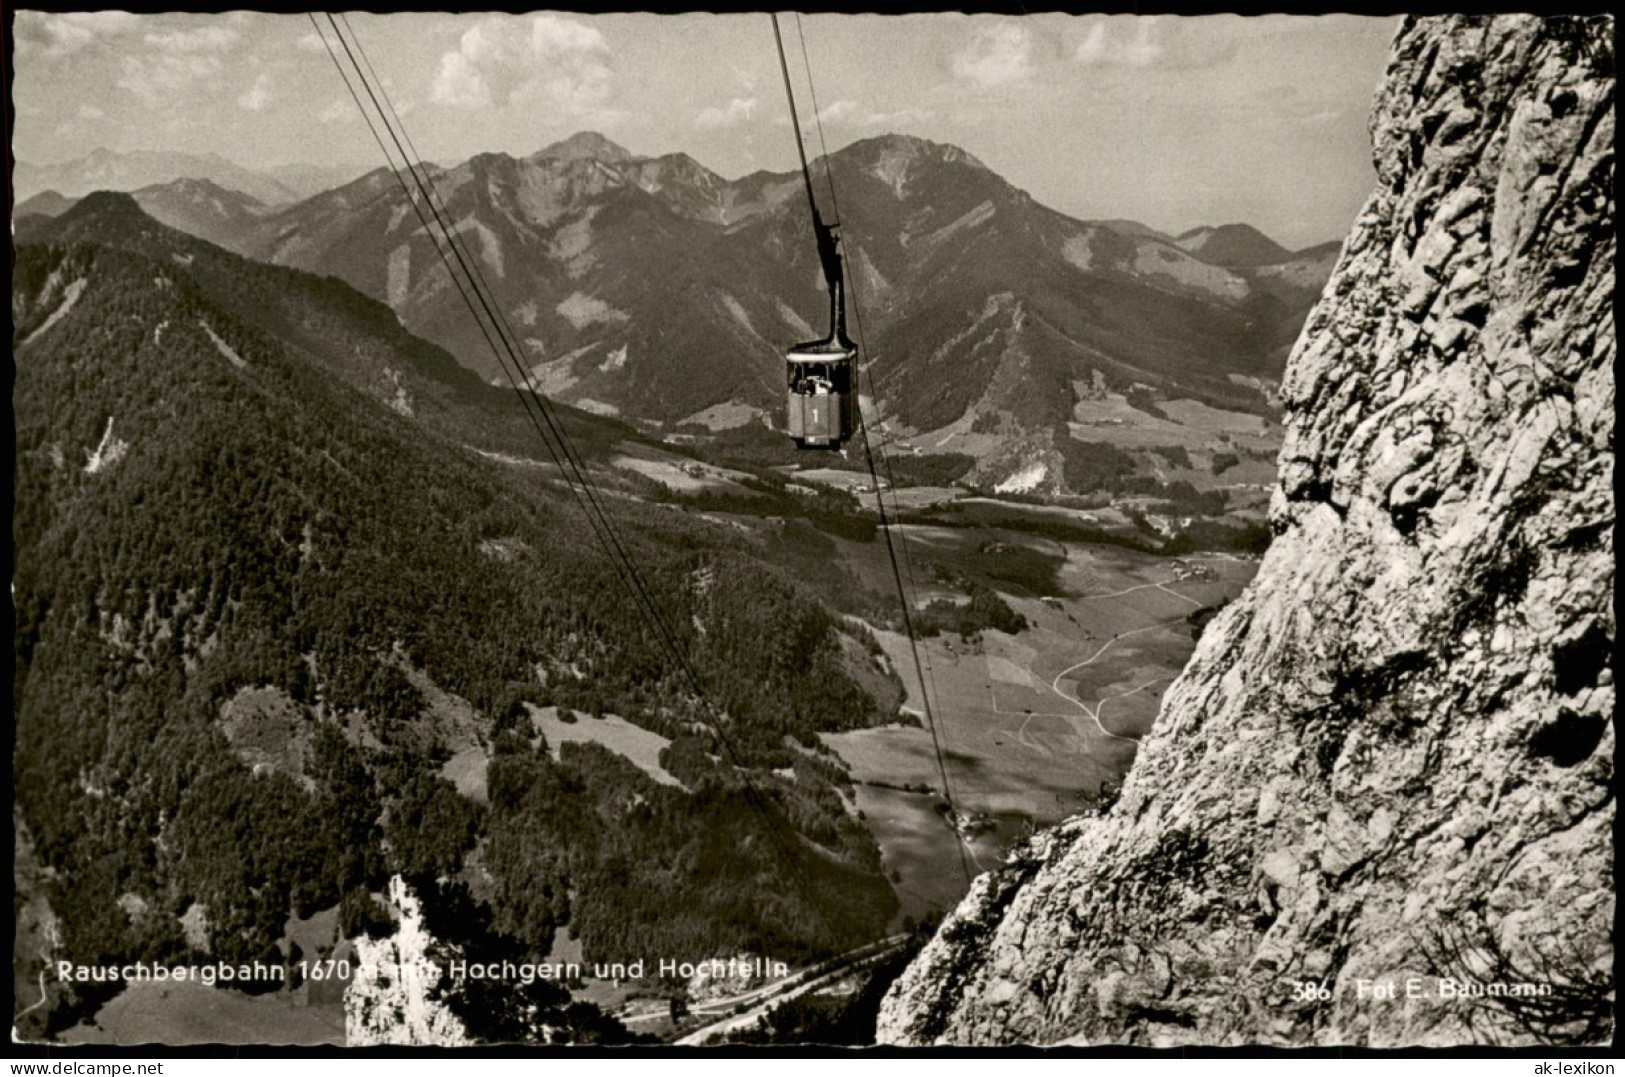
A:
[876,15,1614,1048]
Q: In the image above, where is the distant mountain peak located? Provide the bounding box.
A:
[61,189,145,220]
[15,147,297,206]
[146,175,265,204]
[1176,221,1276,244]
[1094,219,1178,244]
[844,133,987,172]
[532,131,637,164]
[27,190,158,248]
[1175,222,1294,268]
[655,150,705,170]
[14,189,77,219]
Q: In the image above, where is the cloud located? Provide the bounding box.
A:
[809,99,934,129]
[695,96,758,129]
[815,99,857,124]
[49,102,113,139]
[45,19,243,104]
[318,99,356,125]
[1074,17,1241,71]
[1074,20,1163,67]
[429,14,614,118]
[432,51,488,108]
[296,31,328,54]
[1299,108,1343,126]
[144,25,238,53]
[952,24,1034,87]
[238,73,272,112]
[15,11,140,57]
[118,52,225,105]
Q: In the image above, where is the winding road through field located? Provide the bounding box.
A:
[1048,621,1176,742]
[984,573,1211,746]
[1044,570,1215,740]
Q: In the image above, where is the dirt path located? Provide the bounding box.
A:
[1155,581,1204,607]
[1087,678,1167,739]
[1049,620,1178,742]
[17,968,49,1021]
[986,573,1201,746]
[1044,569,1211,741]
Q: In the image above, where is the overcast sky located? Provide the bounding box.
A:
[13,11,1400,248]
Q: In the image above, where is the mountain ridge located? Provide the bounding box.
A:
[19,132,1339,497]
[15,147,300,206]
[225,131,1332,450]
[531,130,638,164]
[1175,222,1296,267]
[18,190,641,469]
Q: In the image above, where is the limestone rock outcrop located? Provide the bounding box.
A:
[877,14,1613,1047]
[345,876,471,1047]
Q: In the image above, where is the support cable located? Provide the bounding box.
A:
[773,13,974,888]
[311,14,857,950]
[326,16,681,689]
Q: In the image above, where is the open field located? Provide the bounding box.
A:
[1157,398,1272,436]
[283,906,342,963]
[792,465,964,507]
[793,466,871,491]
[826,519,1069,615]
[612,452,759,494]
[677,401,766,431]
[220,687,311,784]
[847,784,977,923]
[529,706,681,787]
[880,486,964,511]
[437,704,684,806]
[932,497,1142,539]
[441,745,491,802]
[61,980,344,1047]
[400,662,494,803]
[1069,392,1281,457]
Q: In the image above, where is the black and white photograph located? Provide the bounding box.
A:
[8,8,1615,1054]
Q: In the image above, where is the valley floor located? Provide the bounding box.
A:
[825,540,1255,927]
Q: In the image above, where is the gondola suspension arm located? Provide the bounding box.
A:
[772,13,856,450]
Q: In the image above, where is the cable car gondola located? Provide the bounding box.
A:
[773,13,859,451]
[786,210,858,449]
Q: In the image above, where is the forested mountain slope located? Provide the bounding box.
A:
[17,192,636,466]
[13,215,900,1040]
